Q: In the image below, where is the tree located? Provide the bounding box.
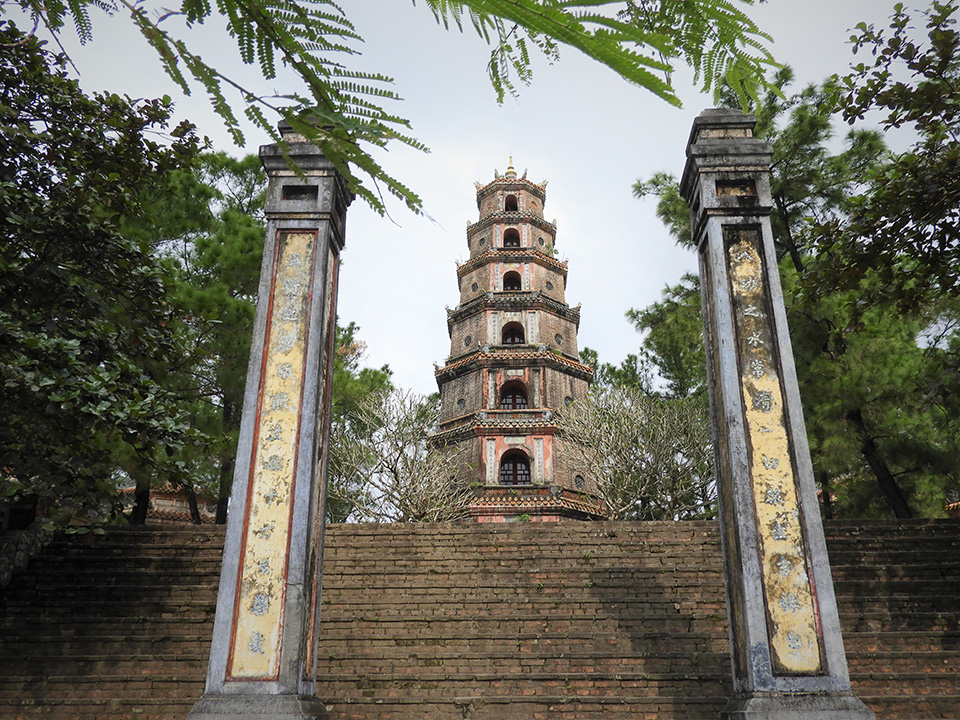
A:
[326,322,394,523]
[558,386,714,520]
[0,23,203,527]
[581,271,704,401]
[136,156,395,524]
[632,68,960,518]
[5,0,775,214]
[149,153,267,523]
[625,273,706,399]
[329,388,472,522]
[813,1,960,311]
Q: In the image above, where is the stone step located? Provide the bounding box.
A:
[859,695,960,720]
[312,670,730,694]
[846,650,959,672]
[0,699,196,720]
[14,558,223,573]
[2,654,208,676]
[317,695,730,720]
[841,630,960,652]
[850,672,960,695]
[2,519,958,720]
[839,612,960,632]
[0,675,205,700]
[311,693,960,720]
[0,637,212,656]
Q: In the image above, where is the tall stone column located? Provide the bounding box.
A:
[680,109,874,720]
[187,123,350,720]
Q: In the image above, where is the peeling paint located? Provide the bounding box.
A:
[727,231,822,675]
[229,231,314,679]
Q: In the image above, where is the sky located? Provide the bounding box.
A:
[13,0,914,395]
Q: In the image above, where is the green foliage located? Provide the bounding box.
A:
[134,155,394,523]
[617,0,776,108]
[0,24,204,525]
[626,274,705,398]
[580,347,653,394]
[7,0,775,215]
[425,0,774,106]
[812,1,960,311]
[632,171,691,248]
[326,322,394,523]
[631,67,960,518]
[137,153,267,521]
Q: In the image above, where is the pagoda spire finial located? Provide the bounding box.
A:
[505,155,517,179]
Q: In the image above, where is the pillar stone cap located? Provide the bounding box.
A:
[680,108,772,203]
[685,108,756,148]
[260,119,340,175]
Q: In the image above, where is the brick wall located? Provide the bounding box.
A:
[0,520,958,719]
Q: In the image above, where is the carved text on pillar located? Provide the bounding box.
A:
[725,225,822,675]
[229,230,316,681]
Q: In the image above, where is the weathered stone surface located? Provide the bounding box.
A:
[189,122,351,718]
[186,694,328,719]
[681,108,873,718]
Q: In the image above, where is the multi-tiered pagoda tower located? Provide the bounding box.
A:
[433,160,604,522]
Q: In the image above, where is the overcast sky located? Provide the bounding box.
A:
[17,1,914,395]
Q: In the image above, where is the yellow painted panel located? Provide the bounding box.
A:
[229,231,315,679]
[727,232,822,675]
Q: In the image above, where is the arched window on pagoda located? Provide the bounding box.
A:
[501,322,525,345]
[499,450,531,485]
[499,382,528,410]
[504,194,518,212]
[503,271,522,291]
[503,228,521,247]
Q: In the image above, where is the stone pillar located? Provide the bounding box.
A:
[187,123,350,720]
[680,109,874,720]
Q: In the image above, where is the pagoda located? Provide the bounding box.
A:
[433,160,604,522]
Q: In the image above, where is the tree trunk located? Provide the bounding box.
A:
[816,470,833,520]
[774,194,806,274]
[216,457,233,524]
[184,485,202,525]
[130,477,151,526]
[848,408,913,518]
[216,400,238,525]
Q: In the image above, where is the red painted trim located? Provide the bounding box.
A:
[226,228,284,681]
[225,229,319,683]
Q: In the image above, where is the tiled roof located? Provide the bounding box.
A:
[432,411,558,440]
[468,486,606,517]
[437,348,591,377]
[466,212,556,235]
[117,486,217,524]
[474,175,546,196]
[457,248,567,277]
[446,292,580,324]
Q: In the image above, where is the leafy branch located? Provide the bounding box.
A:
[8,0,776,215]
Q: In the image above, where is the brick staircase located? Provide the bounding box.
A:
[0,520,957,719]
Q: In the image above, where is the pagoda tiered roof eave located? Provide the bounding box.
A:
[465,486,606,520]
[431,408,560,442]
[474,175,547,210]
[467,212,556,236]
[435,347,594,383]
[457,248,567,279]
[446,291,581,329]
